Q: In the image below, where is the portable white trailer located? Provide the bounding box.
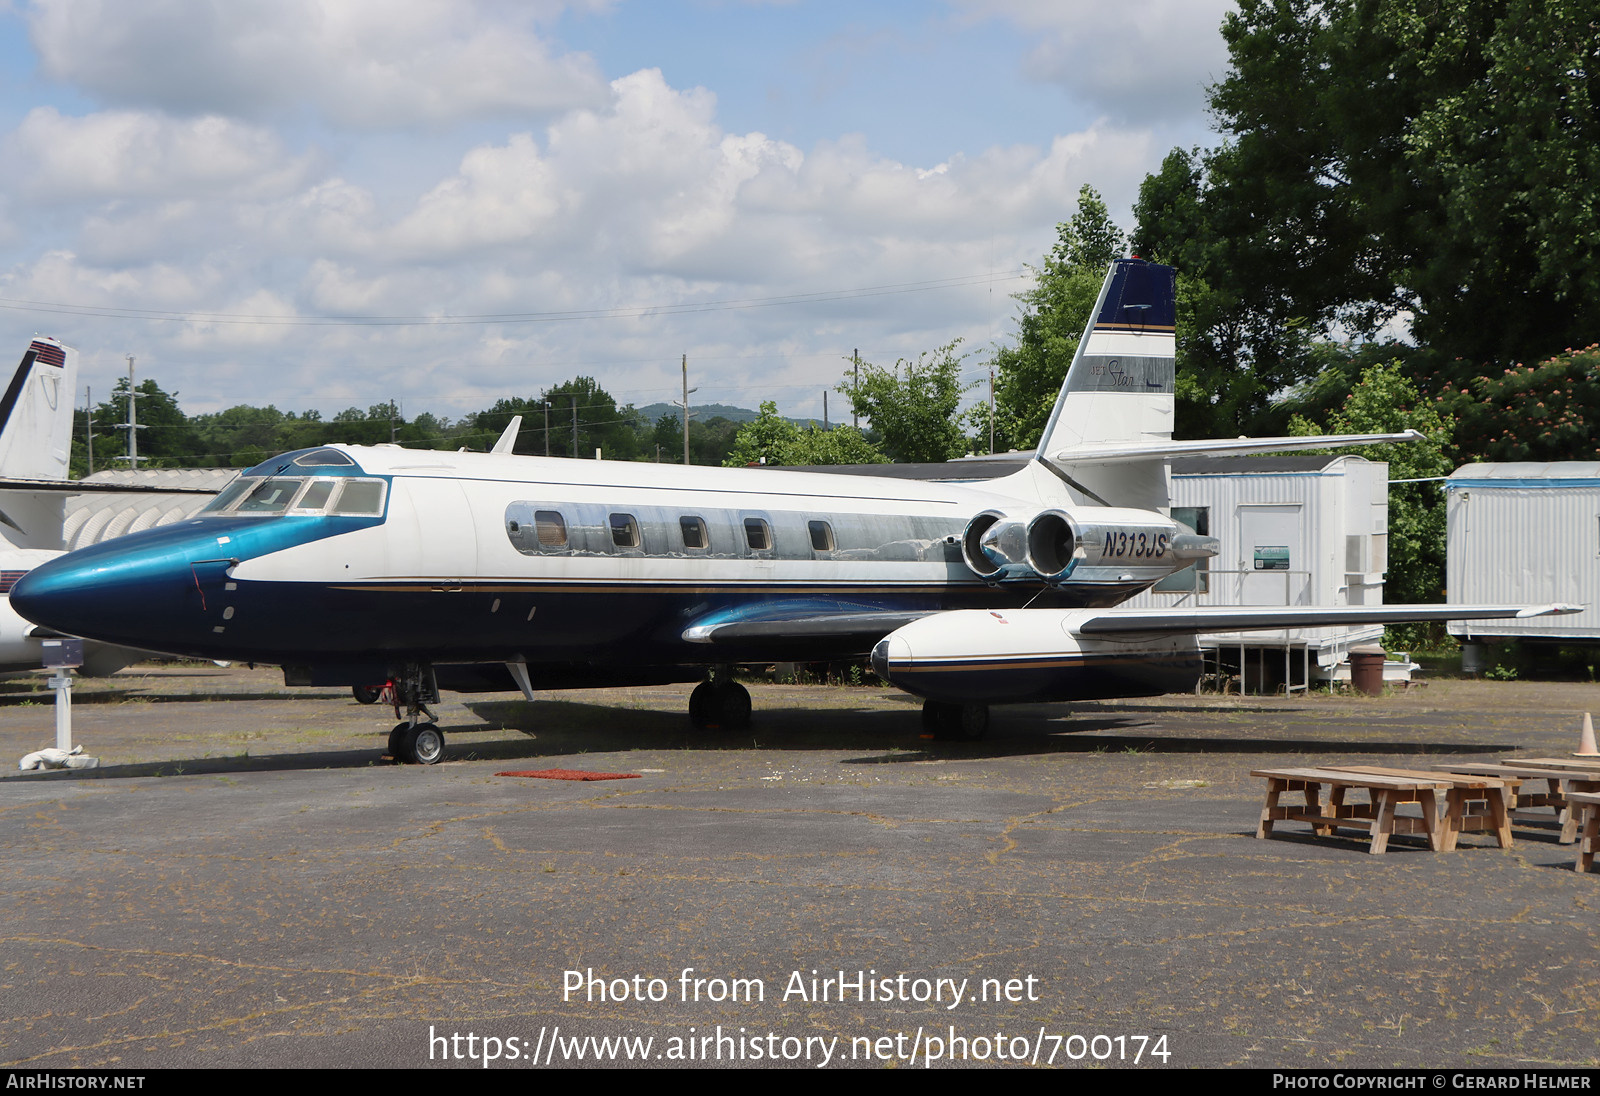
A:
[1121,454,1393,690]
[1446,463,1600,667]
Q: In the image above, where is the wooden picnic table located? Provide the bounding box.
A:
[1568,790,1600,873]
[1321,765,1514,851]
[1251,767,1455,854]
[1449,762,1600,843]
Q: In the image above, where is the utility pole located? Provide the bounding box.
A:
[389,400,398,444]
[84,386,93,475]
[115,356,144,469]
[823,390,828,430]
[543,400,550,457]
[852,348,859,429]
[571,396,578,458]
[675,353,697,465]
[989,363,995,455]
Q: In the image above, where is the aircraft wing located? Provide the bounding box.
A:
[0,478,218,494]
[1048,430,1424,464]
[1074,603,1582,635]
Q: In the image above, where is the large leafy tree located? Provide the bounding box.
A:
[1186,0,1600,385]
[988,186,1123,450]
[81,378,201,469]
[1134,148,1332,437]
[838,340,972,462]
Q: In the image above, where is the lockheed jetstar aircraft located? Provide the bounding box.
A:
[10,261,1572,762]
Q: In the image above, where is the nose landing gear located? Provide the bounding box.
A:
[921,699,989,741]
[689,673,752,730]
[386,663,445,764]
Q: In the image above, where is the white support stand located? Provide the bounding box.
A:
[49,669,72,753]
[18,639,99,770]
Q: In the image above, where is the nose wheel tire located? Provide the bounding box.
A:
[921,700,989,741]
[689,679,752,730]
[389,721,446,765]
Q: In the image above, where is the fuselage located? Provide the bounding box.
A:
[10,445,1196,688]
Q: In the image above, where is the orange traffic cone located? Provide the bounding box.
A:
[1576,712,1599,758]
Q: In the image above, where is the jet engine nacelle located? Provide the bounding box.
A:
[961,507,1182,586]
[872,608,1201,704]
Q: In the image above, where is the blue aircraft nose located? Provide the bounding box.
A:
[11,533,207,652]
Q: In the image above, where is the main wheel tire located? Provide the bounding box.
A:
[388,721,411,759]
[353,684,384,705]
[714,681,752,730]
[408,724,446,765]
[957,702,990,741]
[688,680,715,726]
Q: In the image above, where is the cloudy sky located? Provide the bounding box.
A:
[0,0,1234,426]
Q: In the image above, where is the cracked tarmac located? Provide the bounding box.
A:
[1,664,1597,1069]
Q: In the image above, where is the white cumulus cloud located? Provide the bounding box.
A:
[26,0,612,127]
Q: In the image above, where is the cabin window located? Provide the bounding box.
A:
[808,520,835,552]
[610,513,640,548]
[680,516,708,550]
[534,511,567,547]
[743,517,771,551]
[234,478,304,514]
[331,479,386,516]
[294,480,336,512]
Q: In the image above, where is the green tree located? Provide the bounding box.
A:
[989,185,1124,450]
[1189,0,1600,386]
[1433,344,1600,463]
[1288,362,1456,609]
[538,377,640,461]
[839,340,972,462]
[78,378,200,469]
[1134,148,1333,437]
[723,403,885,467]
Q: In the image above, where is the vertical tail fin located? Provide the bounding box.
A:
[0,338,76,549]
[0,338,74,481]
[1034,259,1177,510]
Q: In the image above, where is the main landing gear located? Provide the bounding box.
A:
[921,699,989,741]
[689,674,752,730]
[387,663,445,765]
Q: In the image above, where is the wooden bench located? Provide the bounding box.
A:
[1322,765,1515,851]
[1252,768,1454,854]
[1448,762,1600,843]
[1568,790,1600,873]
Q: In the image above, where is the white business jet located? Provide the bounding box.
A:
[11,262,1572,760]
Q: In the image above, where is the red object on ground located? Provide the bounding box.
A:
[495,769,642,781]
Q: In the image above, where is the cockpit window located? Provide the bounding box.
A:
[294,480,336,511]
[200,480,253,514]
[234,478,303,514]
[331,480,385,515]
[292,448,355,467]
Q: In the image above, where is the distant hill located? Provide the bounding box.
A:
[634,402,825,428]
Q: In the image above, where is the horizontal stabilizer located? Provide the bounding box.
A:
[1050,430,1424,465]
[1076,603,1581,635]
